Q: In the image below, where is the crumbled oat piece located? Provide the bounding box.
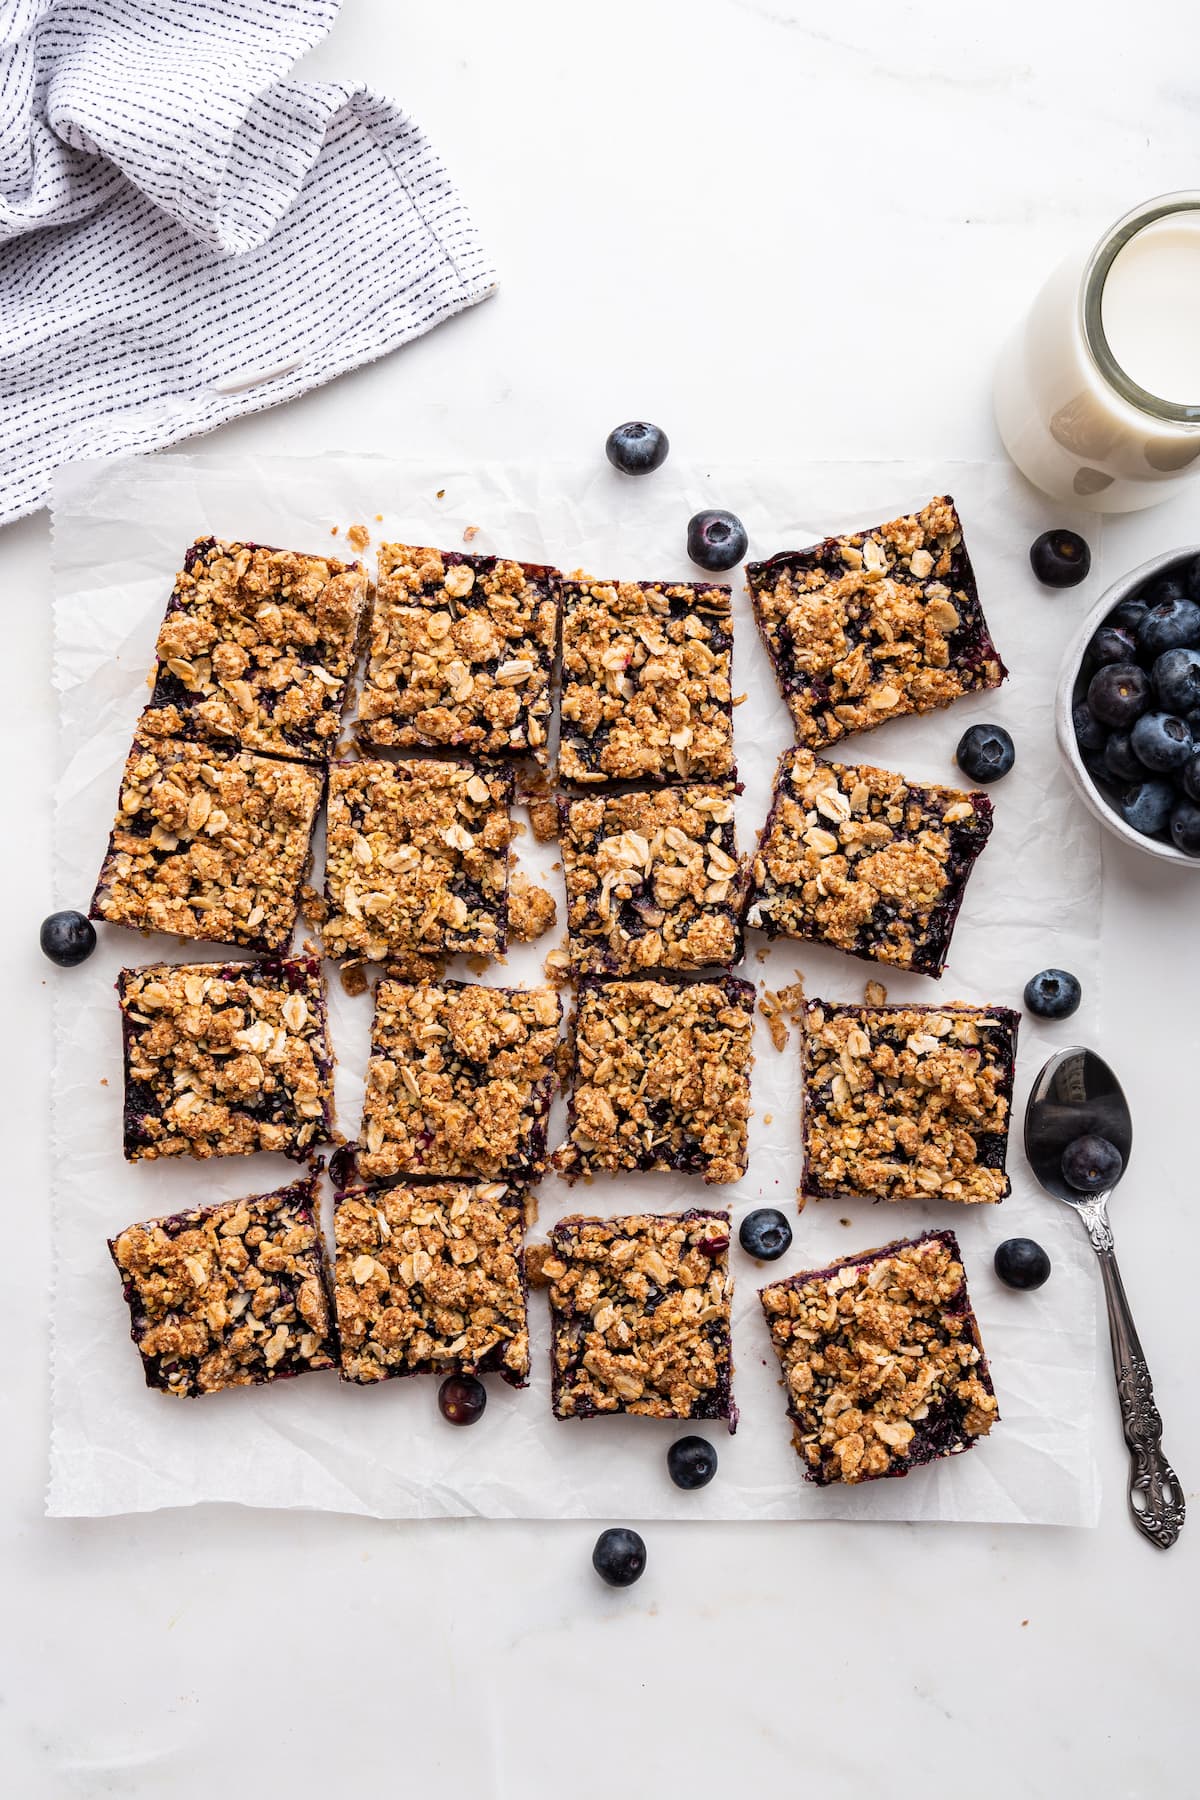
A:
[543,942,571,987]
[560,785,743,974]
[90,736,322,953]
[745,498,1007,751]
[760,1230,998,1484]
[322,758,513,962]
[333,1181,530,1385]
[745,746,993,977]
[346,523,370,552]
[509,870,558,942]
[525,793,560,844]
[463,525,481,543]
[800,999,1019,1204]
[118,956,335,1162]
[339,960,370,998]
[865,979,888,1006]
[356,544,558,766]
[109,1176,336,1397]
[758,990,789,1053]
[140,538,368,763]
[355,979,560,1182]
[301,884,328,928]
[559,575,735,784]
[543,1210,735,1424]
[552,976,755,1185]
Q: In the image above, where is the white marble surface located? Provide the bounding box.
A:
[3,1,1198,1792]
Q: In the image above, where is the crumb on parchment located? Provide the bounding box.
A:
[509,870,557,942]
[758,975,807,1050]
[346,523,370,553]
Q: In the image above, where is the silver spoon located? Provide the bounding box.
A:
[1025,1046,1184,1548]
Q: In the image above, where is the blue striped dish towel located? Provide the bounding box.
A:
[0,0,496,526]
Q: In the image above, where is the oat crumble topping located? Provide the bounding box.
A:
[760,1230,998,1484]
[560,786,743,974]
[801,999,1019,1204]
[119,956,334,1161]
[322,759,514,962]
[745,498,1006,750]
[90,736,322,953]
[552,976,755,1185]
[333,1181,530,1385]
[357,543,557,766]
[508,870,558,941]
[533,1210,734,1424]
[746,747,993,977]
[356,979,561,1182]
[141,538,368,763]
[109,1177,336,1397]
[559,576,735,784]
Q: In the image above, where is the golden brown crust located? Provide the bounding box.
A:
[91,736,322,952]
[333,1181,530,1384]
[322,759,513,961]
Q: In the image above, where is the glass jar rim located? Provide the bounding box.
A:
[1081,191,1200,425]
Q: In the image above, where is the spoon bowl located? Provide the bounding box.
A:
[1023,1045,1133,1205]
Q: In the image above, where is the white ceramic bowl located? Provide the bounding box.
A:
[1056,544,1200,866]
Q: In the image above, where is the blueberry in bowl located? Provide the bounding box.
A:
[1057,543,1200,867]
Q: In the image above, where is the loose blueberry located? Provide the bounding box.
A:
[1029,529,1091,588]
[1072,702,1107,756]
[687,509,748,573]
[1152,647,1200,714]
[994,1237,1052,1291]
[738,1207,792,1261]
[955,723,1015,784]
[1061,1134,1123,1194]
[1170,798,1200,856]
[1023,968,1082,1019]
[605,421,669,476]
[1138,594,1200,659]
[592,1527,647,1587]
[1120,778,1175,837]
[1111,597,1150,634]
[1182,752,1200,804]
[1087,624,1137,667]
[1102,730,1143,784]
[1086,662,1151,728]
[438,1374,487,1426]
[40,910,97,967]
[667,1435,719,1490]
[1129,711,1193,772]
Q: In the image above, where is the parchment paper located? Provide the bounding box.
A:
[48,452,1102,1523]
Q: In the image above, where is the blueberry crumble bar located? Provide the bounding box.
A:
[745,747,993,977]
[356,543,558,765]
[559,576,735,785]
[356,979,561,1183]
[140,538,368,763]
[745,497,1007,750]
[322,759,514,962]
[333,1181,530,1386]
[759,1229,998,1485]
[118,956,335,1161]
[800,999,1019,1204]
[551,976,755,1185]
[108,1176,337,1397]
[90,735,323,954]
[560,786,744,974]
[529,1210,735,1425]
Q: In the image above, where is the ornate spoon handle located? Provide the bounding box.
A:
[1078,1199,1184,1547]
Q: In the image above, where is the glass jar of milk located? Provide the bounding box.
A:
[995,193,1200,512]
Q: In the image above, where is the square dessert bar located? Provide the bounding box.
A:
[551,976,755,1185]
[333,1181,530,1386]
[559,575,736,785]
[90,735,323,954]
[745,496,1007,750]
[800,999,1019,1204]
[745,747,993,977]
[356,979,561,1183]
[322,759,514,962]
[118,956,335,1162]
[140,537,368,764]
[560,785,744,974]
[759,1230,998,1485]
[108,1176,337,1397]
[531,1210,735,1425]
[357,543,558,766]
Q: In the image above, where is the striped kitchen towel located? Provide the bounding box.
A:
[0,0,496,527]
